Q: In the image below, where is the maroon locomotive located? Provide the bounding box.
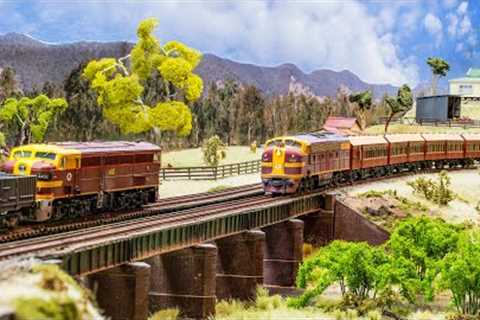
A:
[1,141,160,223]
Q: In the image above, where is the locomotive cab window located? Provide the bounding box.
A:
[285,140,302,148]
[13,150,32,159]
[35,152,56,160]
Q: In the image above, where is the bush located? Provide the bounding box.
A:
[254,286,283,311]
[291,241,394,308]
[250,140,257,153]
[202,135,226,166]
[407,171,455,206]
[149,309,179,320]
[388,217,460,300]
[438,230,480,316]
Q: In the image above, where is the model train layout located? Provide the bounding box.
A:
[261,131,480,194]
[3,132,480,227]
[0,141,160,226]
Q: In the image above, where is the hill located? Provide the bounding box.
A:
[0,32,397,97]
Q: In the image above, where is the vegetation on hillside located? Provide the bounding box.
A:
[291,217,477,319]
[407,171,455,206]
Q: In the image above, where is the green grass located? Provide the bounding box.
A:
[366,123,480,134]
[162,146,262,167]
[461,101,480,119]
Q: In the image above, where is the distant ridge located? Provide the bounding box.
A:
[0,32,398,97]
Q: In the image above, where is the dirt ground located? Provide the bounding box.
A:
[339,169,480,225]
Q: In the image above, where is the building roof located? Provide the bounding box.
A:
[467,68,480,78]
[449,77,480,83]
[349,135,388,146]
[324,117,358,129]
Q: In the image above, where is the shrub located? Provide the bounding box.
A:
[250,140,257,153]
[202,135,226,166]
[438,230,480,316]
[148,309,179,320]
[215,300,245,317]
[254,286,283,311]
[388,217,460,300]
[291,241,393,308]
[407,171,455,206]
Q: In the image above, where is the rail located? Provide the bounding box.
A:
[160,160,261,180]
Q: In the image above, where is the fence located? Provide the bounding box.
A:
[160,160,261,180]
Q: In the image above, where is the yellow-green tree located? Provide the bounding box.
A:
[83,18,203,138]
[0,95,68,145]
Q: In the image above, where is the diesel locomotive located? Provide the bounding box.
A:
[261,131,480,194]
[1,141,160,225]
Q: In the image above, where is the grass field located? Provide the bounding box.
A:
[162,146,262,167]
[366,123,480,134]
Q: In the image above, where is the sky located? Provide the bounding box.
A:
[0,0,478,87]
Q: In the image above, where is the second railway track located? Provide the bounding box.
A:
[0,183,263,243]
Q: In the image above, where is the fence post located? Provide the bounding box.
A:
[214,166,218,180]
[238,163,241,175]
[162,169,166,180]
[188,167,191,180]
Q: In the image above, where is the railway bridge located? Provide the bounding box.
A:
[0,190,388,320]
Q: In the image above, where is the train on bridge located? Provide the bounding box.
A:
[0,141,160,226]
[3,132,480,227]
[261,132,480,194]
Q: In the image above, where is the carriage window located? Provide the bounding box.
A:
[83,157,101,167]
[13,150,32,158]
[135,154,154,163]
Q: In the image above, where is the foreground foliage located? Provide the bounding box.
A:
[291,217,480,318]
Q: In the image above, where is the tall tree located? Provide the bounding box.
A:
[83,18,203,140]
[427,57,450,95]
[0,67,21,103]
[238,85,265,144]
[0,95,68,145]
[384,84,413,132]
[59,62,106,141]
[348,89,373,130]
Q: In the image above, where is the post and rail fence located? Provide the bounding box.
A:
[161,160,261,180]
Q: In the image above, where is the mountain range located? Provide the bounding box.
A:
[0,32,399,97]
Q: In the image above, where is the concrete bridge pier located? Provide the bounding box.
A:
[216,230,265,301]
[146,244,217,319]
[301,193,336,246]
[263,219,304,289]
[88,262,151,320]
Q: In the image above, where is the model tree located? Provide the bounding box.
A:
[348,89,372,131]
[384,84,413,132]
[83,18,203,138]
[202,135,226,166]
[0,95,68,145]
[427,57,450,95]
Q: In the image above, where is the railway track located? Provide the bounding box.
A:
[1,165,477,262]
[0,183,263,243]
[0,195,275,261]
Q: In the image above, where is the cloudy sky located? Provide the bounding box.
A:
[0,0,478,87]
